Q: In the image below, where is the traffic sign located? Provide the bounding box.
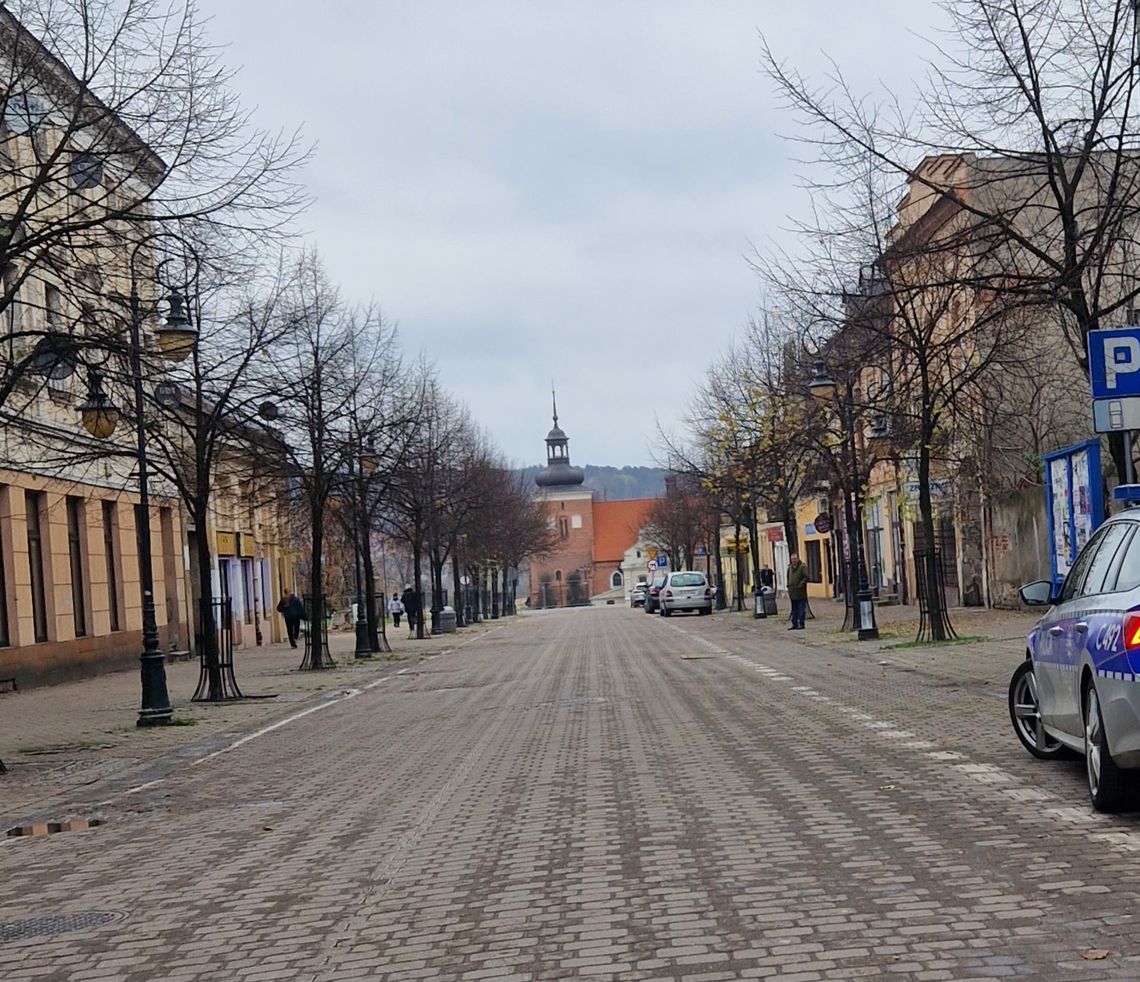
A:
[1089,327,1140,399]
[655,555,668,568]
[1093,397,1140,433]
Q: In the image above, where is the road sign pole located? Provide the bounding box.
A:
[1128,432,1136,485]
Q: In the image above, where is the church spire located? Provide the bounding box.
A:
[534,389,584,488]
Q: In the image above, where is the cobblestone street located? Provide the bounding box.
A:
[4,605,1140,981]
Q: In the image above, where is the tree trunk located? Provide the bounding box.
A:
[430,545,444,634]
[918,423,947,642]
[412,537,425,640]
[451,552,465,628]
[733,517,745,611]
[713,518,726,610]
[193,501,223,697]
[308,506,327,666]
[362,530,380,653]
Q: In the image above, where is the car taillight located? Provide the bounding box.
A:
[1126,612,1140,649]
[705,588,712,597]
[664,590,673,598]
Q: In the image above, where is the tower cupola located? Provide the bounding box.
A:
[535,389,584,488]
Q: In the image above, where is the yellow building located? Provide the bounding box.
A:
[794,495,836,600]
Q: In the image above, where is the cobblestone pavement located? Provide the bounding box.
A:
[4,605,1140,980]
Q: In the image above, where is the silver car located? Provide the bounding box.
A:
[1013,495,1140,811]
[658,571,713,616]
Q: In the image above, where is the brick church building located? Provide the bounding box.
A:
[528,398,658,608]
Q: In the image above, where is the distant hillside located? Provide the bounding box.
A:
[518,465,666,500]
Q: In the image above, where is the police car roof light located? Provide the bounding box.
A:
[1113,484,1140,507]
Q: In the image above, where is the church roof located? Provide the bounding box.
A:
[593,498,659,563]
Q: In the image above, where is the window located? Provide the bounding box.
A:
[636,550,642,559]
[1079,523,1131,597]
[160,507,178,625]
[1060,524,1115,603]
[611,571,623,588]
[25,491,48,642]
[555,570,562,582]
[67,497,87,637]
[0,491,9,647]
[1111,527,1140,593]
[571,514,582,529]
[805,540,823,583]
[559,517,569,539]
[44,282,62,329]
[3,267,20,336]
[102,500,121,631]
[669,573,706,587]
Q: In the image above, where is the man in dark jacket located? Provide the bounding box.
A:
[786,554,809,631]
[400,586,420,639]
[277,590,306,648]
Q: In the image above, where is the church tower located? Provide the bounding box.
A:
[535,390,584,488]
[530,390,594,606]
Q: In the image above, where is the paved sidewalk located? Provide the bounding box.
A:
[709,595,1038,686]
[0,616,515,823]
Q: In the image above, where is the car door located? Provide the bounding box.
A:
[1043,523,1130,736]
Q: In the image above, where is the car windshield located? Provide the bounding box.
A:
[670,573,705,587]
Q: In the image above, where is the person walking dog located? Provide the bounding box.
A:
[277,589,306,648]
[786,554,809,631]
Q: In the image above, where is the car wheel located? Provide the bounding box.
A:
[700,607,711,616]
[1008,660,1067,760]
[1084,678,1127,812]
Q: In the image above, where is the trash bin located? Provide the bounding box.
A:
[762,586,777,617]
[753,589,766,619]
[439,605,457,634]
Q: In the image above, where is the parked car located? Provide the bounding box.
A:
[644,574,668,613]
[1011,486,1140,811]
[658,570,713,617]
[630,583,648,608]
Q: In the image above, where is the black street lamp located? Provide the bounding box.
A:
[79,238,200,724]
[809,357,879,641]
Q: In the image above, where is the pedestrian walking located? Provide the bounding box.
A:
[388,592,404,628]
[276,589,306,648]
[786,554,809,631]
[401,585,420,639]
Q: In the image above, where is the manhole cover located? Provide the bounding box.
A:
[0,911,121,941]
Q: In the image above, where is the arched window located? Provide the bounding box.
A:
[555,570,562,582]
[611,571,624,588]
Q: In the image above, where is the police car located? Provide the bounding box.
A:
[1011,485,1140,811]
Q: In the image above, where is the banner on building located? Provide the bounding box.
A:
[1043,439,1104,589]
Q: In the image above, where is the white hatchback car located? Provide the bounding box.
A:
[658,571,713,616]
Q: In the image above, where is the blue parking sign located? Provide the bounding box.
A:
[655,555,668,568]
[1088,327,1140,399]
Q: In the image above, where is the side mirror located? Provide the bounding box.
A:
[1019,579,1056,607]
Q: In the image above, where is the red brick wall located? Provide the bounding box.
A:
[529,494,595,607]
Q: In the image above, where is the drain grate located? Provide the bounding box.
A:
[0,911,120,941]
[7,818,105,838]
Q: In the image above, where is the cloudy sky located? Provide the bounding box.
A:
[196,1,943,467]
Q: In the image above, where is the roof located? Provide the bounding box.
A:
[593,498,659,563]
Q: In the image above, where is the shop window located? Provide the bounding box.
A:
[25,491,48,642]
[66,497,88,637]
[102,500,121,631]
[805,539,823,583]
[0,491,9,647]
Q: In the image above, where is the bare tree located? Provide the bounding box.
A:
[762,0,1140,479]
[0,1,308,409]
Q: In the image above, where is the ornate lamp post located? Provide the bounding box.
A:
[79,242,199,724]
[809,357,879,641]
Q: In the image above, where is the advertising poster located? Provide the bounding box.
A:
[1044,441,1104,589]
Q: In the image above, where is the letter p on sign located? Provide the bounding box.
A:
[1106,337,1140,390]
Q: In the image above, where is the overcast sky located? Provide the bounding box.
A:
[196,1,944,468]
